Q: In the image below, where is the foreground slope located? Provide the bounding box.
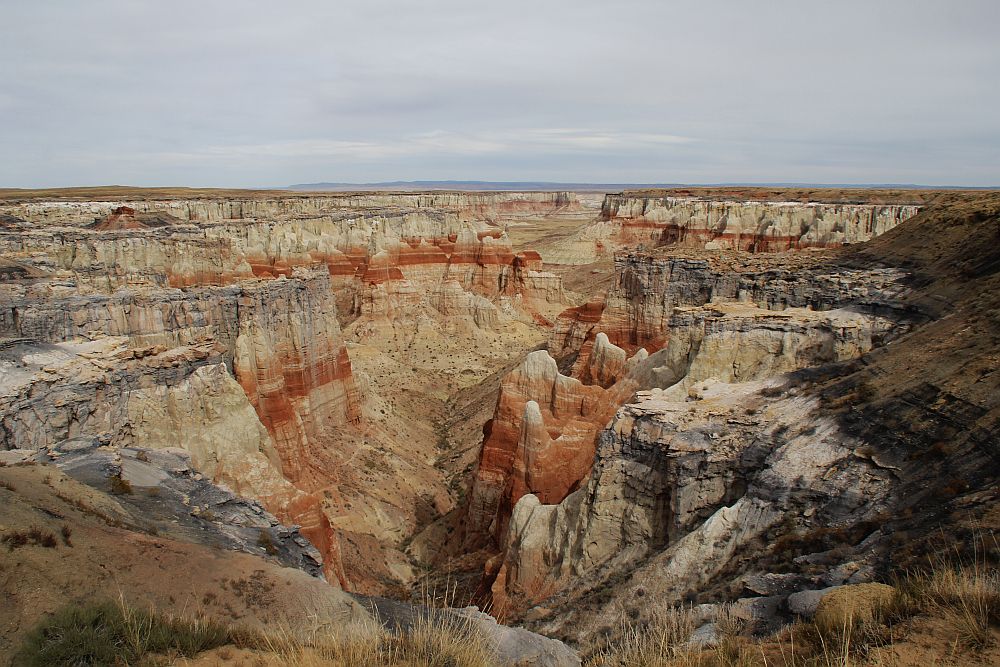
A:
[0,462,581,666]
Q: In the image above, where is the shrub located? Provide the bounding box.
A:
[257,529,279,555]
[3,526,58,551]
[109,474,132,495]
[13,600,230,666]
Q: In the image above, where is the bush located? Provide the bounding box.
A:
[3,526,58,551]
[109,474,132,495]
[257,529,279,555]
[14,600,229,666]
[15,599,497,667]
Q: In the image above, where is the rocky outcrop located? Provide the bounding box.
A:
[490,296,903,615]
[0,265,361,585]
[487,195,1000,640]
[493,378,892,626]
[544,196,919,264]
[0,191,581,227]
[463,224,918,620]
[465,345,648,550]
[231,269,361,486]
[472,245,910,616]
[550,252,908,366]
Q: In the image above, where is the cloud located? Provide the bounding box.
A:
[136,130,696,165]
[0,0,998,186]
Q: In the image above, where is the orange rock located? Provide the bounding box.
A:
[467,347,639,548]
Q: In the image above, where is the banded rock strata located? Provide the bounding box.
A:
[484,196,1000,646]
[479,243,915,617]
[1,191,572,594]
[544,195,919,264]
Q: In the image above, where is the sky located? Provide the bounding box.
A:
[1,0,998,188]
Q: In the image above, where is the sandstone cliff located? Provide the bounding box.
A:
[0,266,362,584]
[544,195,919,264]
[550,251,908,369]
[0,190,580,226]
[484,195,1000,640]
[0,191,573,596]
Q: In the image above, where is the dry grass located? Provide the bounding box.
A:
[588,605,699,666]
[109,473,133,495]
[53,489,126,527]
[891,547,1000,650]
[15,596,497,667]
[14,597,230,666]
[3,526,59,551]
[584,551,1000,667]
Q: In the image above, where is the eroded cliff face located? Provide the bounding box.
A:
[0,191,576,596]
[482,195,1000,642]
[0,267,361,584]
[544,195,919,264]
[465,342,646,551]
[1,202,567,336]
[0,191,581,226]
[479,239,918,618]
[550,251,906,369]
[492,378,890,623]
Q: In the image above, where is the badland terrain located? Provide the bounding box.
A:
[1,186,998,666]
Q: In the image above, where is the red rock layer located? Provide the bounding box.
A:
[92,206,145,231]
[233,275,361,486]
[229,270,362,583]
[466,347,638,550]
[597,196,920,254]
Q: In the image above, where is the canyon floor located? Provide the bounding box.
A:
[1,188,998,665]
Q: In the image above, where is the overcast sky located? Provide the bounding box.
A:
[2,0,998,188]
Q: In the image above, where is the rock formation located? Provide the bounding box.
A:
[0,190,577,595]
[3,187,997,662]
[550,251,908,370]
[543,194,919,265]
[480,194,1000,642]
[465,342,650,551]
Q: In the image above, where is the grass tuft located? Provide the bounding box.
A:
[109,474,133,495]
[16,597,498,667]
[3,526,59,551]
[13,599,230,666]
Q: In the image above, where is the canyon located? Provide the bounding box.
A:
[1,186,998,663]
